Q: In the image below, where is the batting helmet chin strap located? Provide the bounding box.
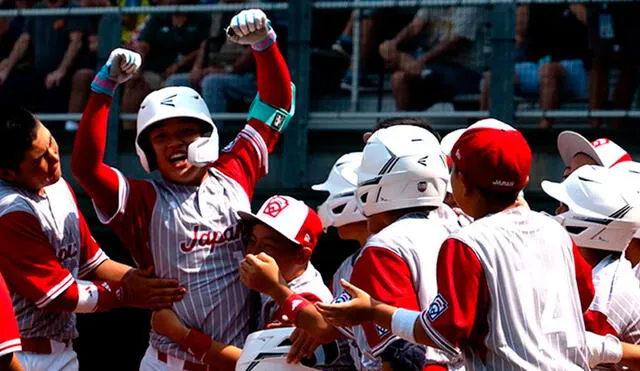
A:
[188,136,220,167]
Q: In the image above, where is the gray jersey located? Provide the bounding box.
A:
[95,123,271,363]
[0,178,107,341]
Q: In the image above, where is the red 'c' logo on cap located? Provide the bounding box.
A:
[591,138,610,148]
[263,196,289,218]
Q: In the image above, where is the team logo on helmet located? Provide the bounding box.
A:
[263,196,290,218]
[417,181,428,193]
[160,94,177,107]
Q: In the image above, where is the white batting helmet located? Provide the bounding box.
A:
[312,152,365,229]
[135,86,218,172]
[542,165,640,251]
[357,125,448,217]
[236,328,340,371]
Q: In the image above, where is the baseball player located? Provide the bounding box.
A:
[317,122,596,370]
[0,273,22,371]
[149,195,331,369]
[0,107,185,371]
[543,165,640,370]
[71,8,294,370]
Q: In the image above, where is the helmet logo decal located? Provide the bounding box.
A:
[418,155,429,167]
[263,196,290,218]
[160,94,177,107]
[417,181,428,192]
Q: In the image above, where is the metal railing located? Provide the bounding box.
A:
[4,0,639,187]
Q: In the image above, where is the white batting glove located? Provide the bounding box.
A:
[91,48,142,96]
[226,9,277,51]
[586,332,623,368]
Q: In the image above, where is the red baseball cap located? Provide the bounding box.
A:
[451,123,532,191]
[238,195,323,251]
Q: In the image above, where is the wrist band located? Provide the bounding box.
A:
[252,26,277,51]
[91,63,117,97]
[281,293,311,325]
[182,329,213,361]
[601,334,623,365]
[391,308,419,343]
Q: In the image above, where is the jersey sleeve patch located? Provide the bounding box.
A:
[426,294,449,322]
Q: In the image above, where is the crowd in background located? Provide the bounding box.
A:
[0,1,638,129]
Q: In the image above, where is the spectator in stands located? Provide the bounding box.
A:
[588,3,640,128]
[120,0,150,46]
[65,0,110,131]
[165,0,255,129]
[0,0,89,113]
[379,6,488,112]
[0,0,36,109]
[120,0,210,129]
[480,4,588,128]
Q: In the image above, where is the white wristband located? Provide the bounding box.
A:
[75,280,99,313]
[391,308,420,343]
[586,331,623,367]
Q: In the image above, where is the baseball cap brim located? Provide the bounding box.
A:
[237,211,302,247]
[557,131,601,167]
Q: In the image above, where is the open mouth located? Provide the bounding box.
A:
[168,152,188,164]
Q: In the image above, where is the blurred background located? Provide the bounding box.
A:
[0,0,639,368]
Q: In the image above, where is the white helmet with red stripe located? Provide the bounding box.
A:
[542,165,640,251]
[357,125,448,217]
[312,152,366,229]
[136,86,218,172]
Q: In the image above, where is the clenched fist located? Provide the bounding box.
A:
[91,48,142,96]
[226,9,276,51]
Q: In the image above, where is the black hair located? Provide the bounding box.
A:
[370,117,441,141]
[476,186,521,209]
[0,106,39,170]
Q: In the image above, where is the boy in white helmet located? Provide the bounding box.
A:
[71,8,294,370]
[149,195,331,370]
[557,131,631,178]
[317,122,596,370]
[542,165,640,369]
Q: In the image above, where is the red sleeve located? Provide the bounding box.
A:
[104,178,156,269]
[0,274,21,357]
[420,238,490,359]
[571,240,595,313]
[71,93,121,219]
[583,309,619,337]
[78,209,108,278]
[0,212,76,309]
[214,43,291,199]
[350,247,420,354]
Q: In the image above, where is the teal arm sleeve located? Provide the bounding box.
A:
[246,82,296,132]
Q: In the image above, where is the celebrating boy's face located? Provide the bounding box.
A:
[246,223,301,273]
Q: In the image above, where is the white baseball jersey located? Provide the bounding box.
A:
[259,262,332,329]
[589,255,640,370]
[337,212,463,369]
[0,178,107,341]
[422,207,591,370]
[95,123,276,363]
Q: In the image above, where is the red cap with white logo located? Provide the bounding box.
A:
[238,195,323,251]
[557,131,631,168]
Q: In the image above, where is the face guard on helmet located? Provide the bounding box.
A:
[236,328,342,371]
[542,165,640,251]
[312,152,365,229]
[135,86,218,173]
[356,125,448,218]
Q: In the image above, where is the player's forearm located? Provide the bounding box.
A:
[0,353,24,371]
[297,305,340,342]
[253,42,291,111]
[620,342,640,369]
[56,36,82,75]
[45,279,124,313]
[204,341,241,370]
[71,93,121,216]
[174,328,240,370]
[89,259,132,282]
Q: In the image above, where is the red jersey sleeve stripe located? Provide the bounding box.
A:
[239,126,268,171]
[34,273,74,308]
[78,250,108,278]
[420,312,461,358]
[0,339,21,357]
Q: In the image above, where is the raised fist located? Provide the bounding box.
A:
[226,9,275,49]
[106,48,142,85]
